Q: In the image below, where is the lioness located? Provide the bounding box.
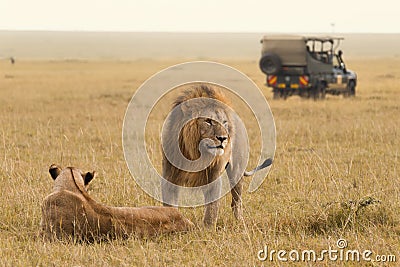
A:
[162,84,272,226]
[41,164,193,241]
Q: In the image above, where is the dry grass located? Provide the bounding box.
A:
[0,58,399,266]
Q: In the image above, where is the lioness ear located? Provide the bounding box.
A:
[83,171,95,185]
[49,164,61,180]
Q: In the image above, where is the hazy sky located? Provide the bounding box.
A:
[0,0,398,33]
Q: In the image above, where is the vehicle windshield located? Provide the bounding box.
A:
[306,40,333,64]
[306,40,332,53]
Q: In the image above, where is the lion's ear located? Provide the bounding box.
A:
[181,101,203,118]
[49,164,61,180]
[180,101,192,116]
[83,171,95,185]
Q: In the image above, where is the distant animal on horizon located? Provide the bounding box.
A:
[41,164,194,242]
[161,84,273,227]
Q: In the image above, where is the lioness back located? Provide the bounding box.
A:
[41,164,193,241]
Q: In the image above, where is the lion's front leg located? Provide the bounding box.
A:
[230,178,243,220]
[161,178,179,207]
[203,200,220,227]
[226,161,244,221]
[202,179,222,227]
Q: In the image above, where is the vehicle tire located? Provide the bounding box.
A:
[259,53,281,75]
[273,89,280,100]
[348,80,356,97]
[304,88,310,99]
[282,90,288,100]
[319,83,326,100]
[344,80,356,98]
[311,87,320,101]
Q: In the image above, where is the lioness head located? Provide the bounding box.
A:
[49,164,95,193]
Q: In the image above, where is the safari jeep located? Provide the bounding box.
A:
[259,35,357,100]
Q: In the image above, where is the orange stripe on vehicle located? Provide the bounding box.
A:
[299,76,308,85]
[268,76,277,85]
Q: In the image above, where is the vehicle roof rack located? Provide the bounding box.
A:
[305,36,344,42]
[260,35,344,43]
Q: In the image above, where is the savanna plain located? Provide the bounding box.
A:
[0,35,400,266]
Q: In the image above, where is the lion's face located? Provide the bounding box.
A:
[197,114,230,157]
[179,99,233,160]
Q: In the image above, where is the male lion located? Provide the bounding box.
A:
[41,164,193,241]
[162,84,272,226]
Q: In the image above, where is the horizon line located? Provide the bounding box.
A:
[1,29,400,35]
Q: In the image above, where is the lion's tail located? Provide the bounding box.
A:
[244,158,273,176]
